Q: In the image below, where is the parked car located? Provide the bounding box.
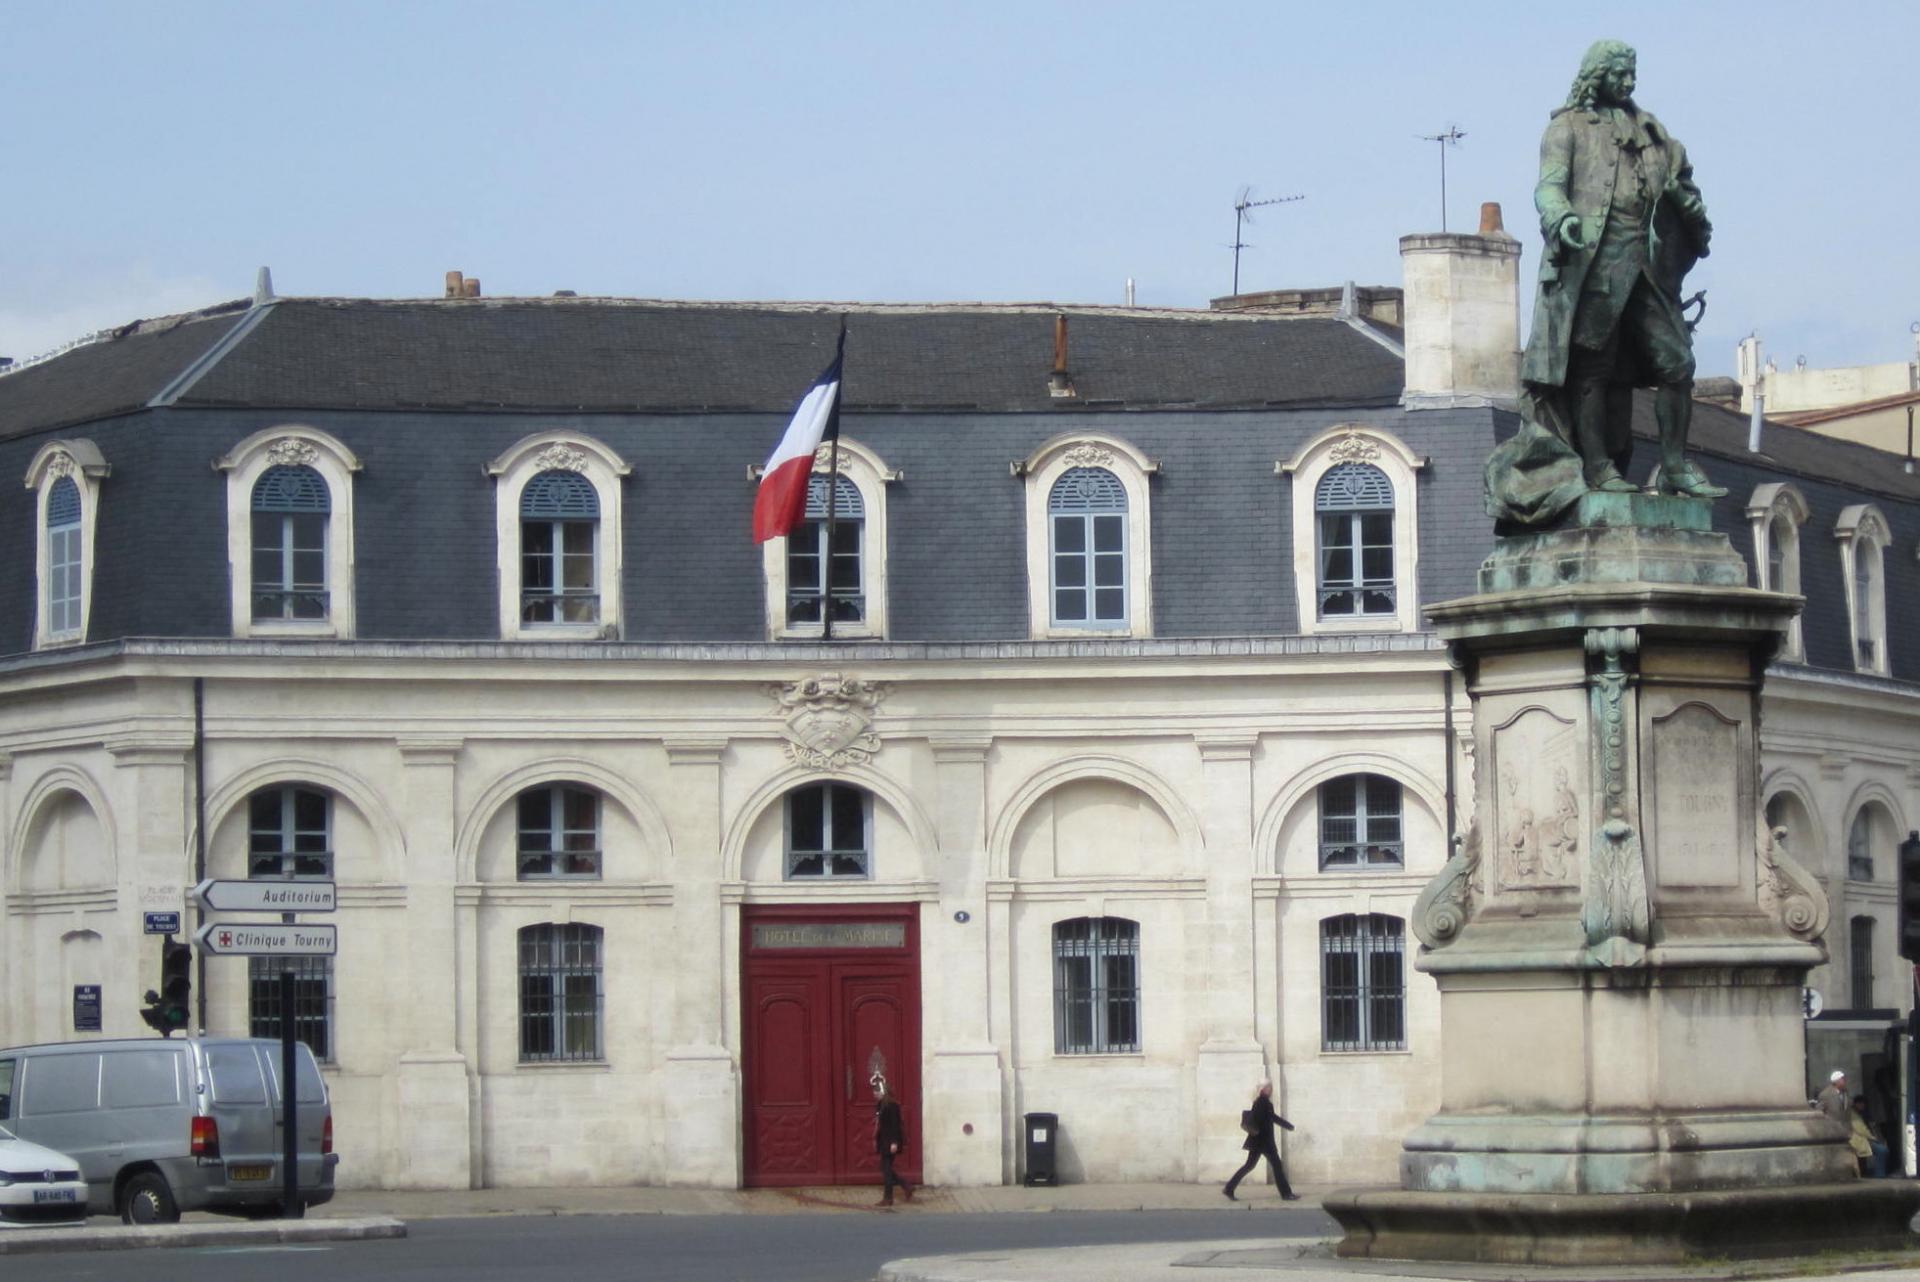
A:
[0,1124,88,1226]
[0,1037,334,1223]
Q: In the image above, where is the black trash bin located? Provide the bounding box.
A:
[1023,1112,1059,1186]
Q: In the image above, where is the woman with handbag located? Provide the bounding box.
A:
[874,1080,913,1206]
[1224,1081,1299,1201]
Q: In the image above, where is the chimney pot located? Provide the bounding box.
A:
[1478,202,1506,235]
[463,278,481,299]
[445,271,464,299]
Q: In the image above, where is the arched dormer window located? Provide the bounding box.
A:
[759,437,896,639]
[1834,505,1890,675]
[217,429,360,638]
[1019,434,1156,639]
[1747,483,1808,661]
[1279,425,1423,635]
[487,434,631,639]
[24,440,109,649]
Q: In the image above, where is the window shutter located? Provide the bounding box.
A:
[252,464,331,513]
[521,469,599,518]
[1315,462,1393,511]
[46,476,81,527]
[1048,467,1127,513]
[803,474,864,519]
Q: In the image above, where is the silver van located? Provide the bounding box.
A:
[0,1036,335,1223]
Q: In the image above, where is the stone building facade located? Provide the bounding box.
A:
[0,233,1916,1191]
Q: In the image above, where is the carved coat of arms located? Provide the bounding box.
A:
[771,672,885,769]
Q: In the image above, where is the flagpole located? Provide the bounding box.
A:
[820,317,847,642]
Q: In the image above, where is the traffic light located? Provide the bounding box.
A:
[140,938,193,1036]
[1898,831,1920,963]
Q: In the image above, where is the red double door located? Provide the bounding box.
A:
[742,905,921,1187]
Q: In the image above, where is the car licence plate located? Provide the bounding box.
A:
[32,1189,77,1203]
[227,1164,272,1182]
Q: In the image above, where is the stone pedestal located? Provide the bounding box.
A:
[1325,502,1920,1261]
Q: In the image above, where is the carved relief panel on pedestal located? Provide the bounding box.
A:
[1486,703,1585,896]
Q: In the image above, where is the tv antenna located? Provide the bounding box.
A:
[1418,125,1467,231]
[1230,186,1305,296]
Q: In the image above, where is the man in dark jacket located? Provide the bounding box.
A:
[875,1081,912,1206]
[1224,1081,1299,1201]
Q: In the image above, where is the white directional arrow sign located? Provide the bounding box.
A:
[191,879,336,913]
[195,922,337,957]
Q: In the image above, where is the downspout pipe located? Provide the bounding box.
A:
[194,678,208,1033]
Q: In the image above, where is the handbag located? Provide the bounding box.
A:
[1239,1108,1258,1135]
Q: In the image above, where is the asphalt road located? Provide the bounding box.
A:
[17,1207,1329,1282]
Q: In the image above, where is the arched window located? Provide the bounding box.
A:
[487,434,630,639]
[1850,915,1875,1010]
[520,469,600,625]
[787,475,865,627]
[248,785,331,879]
[1280,425,1424,635]
[1835,505,1889,675]
[1048,467,1129,627]
[1319,774,1404,869]
[45,476,83,638]
[518,923,603,1061]
[1315,462,1395,618]
[26,439,109,649]
[1320,913,1405,1051]
[251,464,331,621]
[517,784,601,879]
[785,783,870,879]
[1052,917,1140,1054]
[1848,808,1879,882]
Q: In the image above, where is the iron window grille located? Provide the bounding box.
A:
[1318,774,1404,869]
[250,465,330,621]
[45,476,82,637]
[785,783,869,879]
[1048,467,1128,627]
[787,475,866,626]
[519,470,599,624]
[1850,915,1875,1009]
[248,955,333,1062]
[519,923,603,1062]
[517,785,602,879]
[1848,810,1875,882]
[248,785,332,879]
[1320,913,1406,1052]
[1052,917,1140,1054]
[1315,462,1395,618]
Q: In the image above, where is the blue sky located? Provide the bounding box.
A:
[4,2,1915,380]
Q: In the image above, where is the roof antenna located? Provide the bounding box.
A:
[1230,186,1305,297]
[1417,125,1467,232]
[253,267,275,307]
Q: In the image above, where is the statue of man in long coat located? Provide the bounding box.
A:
[1491,40,1724,526]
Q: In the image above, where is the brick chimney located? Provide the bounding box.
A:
[1398,202,1520,407]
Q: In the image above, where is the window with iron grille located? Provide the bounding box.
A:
[1048,468,1128,627]
[1316,463,1395,618]
[45,476,82,637]
[1850,915,1875,1009]
[517,785,601,879]
[1318,774,1404,869]
[1848,809,1876,882]
[785,783,869,879]
[250,464,330,621]
[1855,550,1877,669]
[1321,913,1405,1052]
[519,923,603,1062]
[248,786,332,879]
[520,470,599,624]
[1052,917,1140,1054]
[248,955,333,1062]
[787,475,865,627]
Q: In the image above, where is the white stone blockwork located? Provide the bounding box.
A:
[0,641,1903,1191]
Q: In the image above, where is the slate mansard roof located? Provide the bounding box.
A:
[0,296,1409,437]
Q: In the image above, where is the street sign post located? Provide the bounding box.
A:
[143,911,181,935]
[193,922,337,957]
[190,880,336,913]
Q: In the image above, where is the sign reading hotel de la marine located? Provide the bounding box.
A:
[770,672,886,769]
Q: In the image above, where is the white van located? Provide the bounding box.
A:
[0,1036,336,1223]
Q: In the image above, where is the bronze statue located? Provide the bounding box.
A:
[1489,40,1723,527]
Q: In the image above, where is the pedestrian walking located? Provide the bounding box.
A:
[874,1080,912,1207]
[1223,1081,1299,1201]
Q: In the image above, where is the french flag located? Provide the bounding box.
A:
[752,324,846,544]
